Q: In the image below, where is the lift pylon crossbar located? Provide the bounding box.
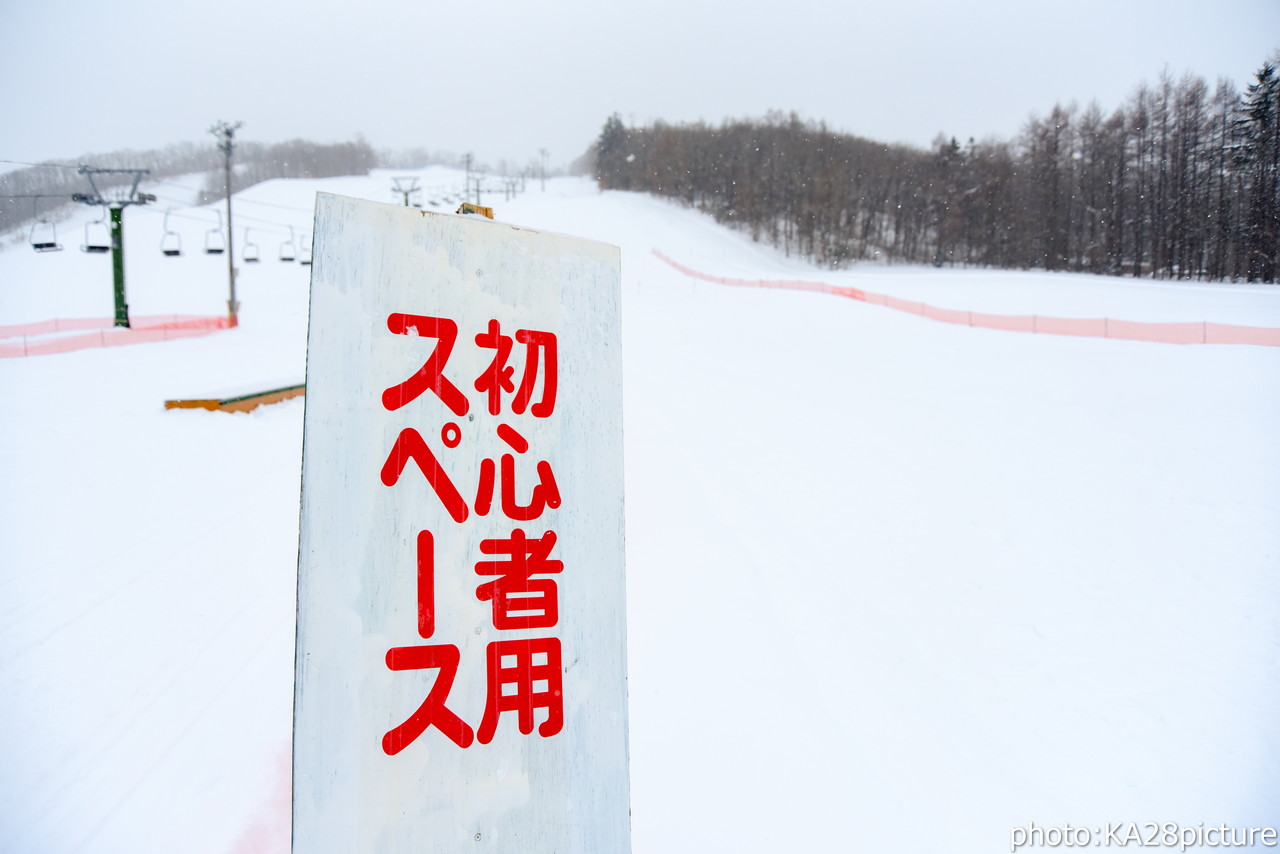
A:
[72,165,155,328]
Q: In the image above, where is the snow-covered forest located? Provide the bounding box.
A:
[593,59,1280,282]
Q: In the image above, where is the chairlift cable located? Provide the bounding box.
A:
[149,178,313,213]
[0,158,83,171]
[135,200,299,237]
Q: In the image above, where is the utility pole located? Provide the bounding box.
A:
[464,153,474,205]
[539,148,548,191]
[72,167,155,328]
[211,120,243,327]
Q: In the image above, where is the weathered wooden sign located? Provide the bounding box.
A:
[294,193,629,854]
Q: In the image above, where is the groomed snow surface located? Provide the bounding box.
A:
[2,171,1278,853]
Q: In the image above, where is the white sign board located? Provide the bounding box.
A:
[294,193,630,854]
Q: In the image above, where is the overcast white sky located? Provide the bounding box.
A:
[1,0,1277,172]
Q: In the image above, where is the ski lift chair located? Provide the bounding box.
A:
[161,232,182,256]
[243,228,260,263]
[278,226,297,262]
[81,207,111,253]
[161,209,183,256]
[204,210,226,255]
[29,198,62,252]
[30,220,62,252]
[298,233,312,266]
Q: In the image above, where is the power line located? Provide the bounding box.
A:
[150,178,315,213]
[134,201,290,234]
[0,158,82,171]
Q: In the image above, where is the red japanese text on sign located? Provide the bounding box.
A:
[379,312,565,755]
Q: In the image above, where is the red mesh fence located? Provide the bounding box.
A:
[1205,323,1280,346]
[0,315,232,358]
[652,249,1280,348]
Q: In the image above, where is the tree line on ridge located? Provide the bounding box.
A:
[591,58,1280,283]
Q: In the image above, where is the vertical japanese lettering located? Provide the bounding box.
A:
[474,529,562,630]
[512,329,557,417]
[381,427,470,524]
[477,637,564,744]
[383,644,475,752]
[474,318,515,416]
[382,313,470,416]
[381,313,566,755]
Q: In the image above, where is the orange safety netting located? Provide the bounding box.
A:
[0,315,232,358]
[653,249,1280,348]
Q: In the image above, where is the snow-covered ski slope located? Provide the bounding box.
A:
[2,170,1278,854]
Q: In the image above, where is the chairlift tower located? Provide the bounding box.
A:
[72,165,155,328]
[391,176,420,207]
